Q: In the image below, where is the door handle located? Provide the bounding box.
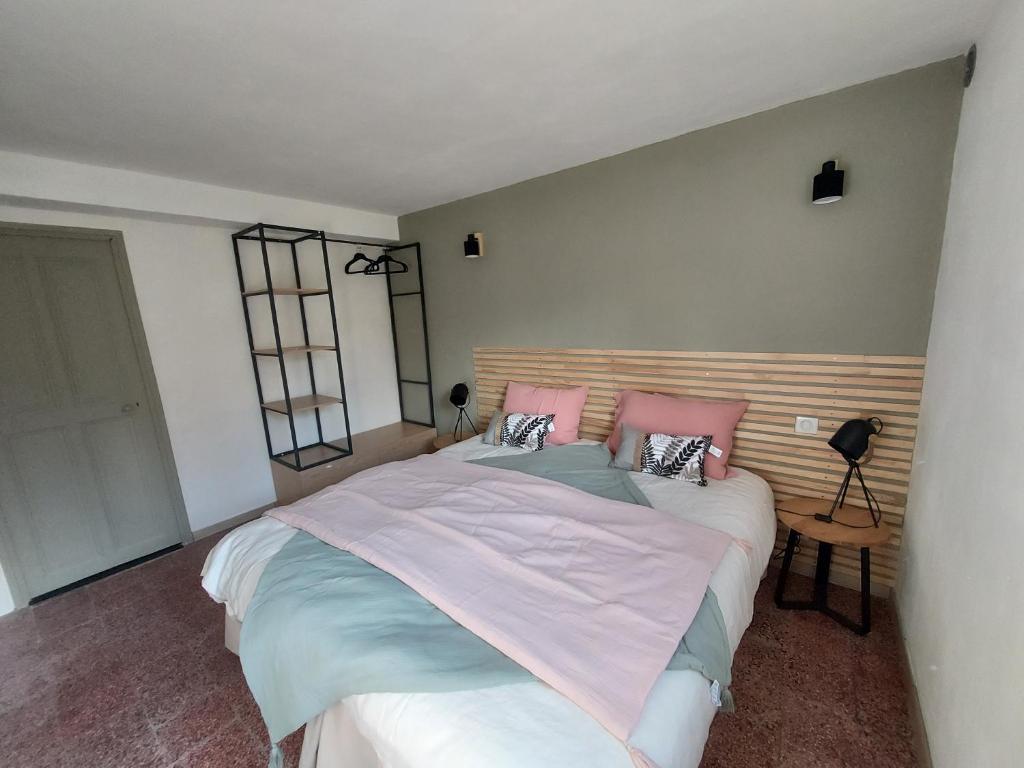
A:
[121,402,140,414]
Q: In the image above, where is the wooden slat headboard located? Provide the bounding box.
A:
[473,346,925,594]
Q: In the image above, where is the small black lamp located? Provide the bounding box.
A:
[816,417,883,526]
[812,160,845,205]
[449,383,477,440]
[463,233,483,259]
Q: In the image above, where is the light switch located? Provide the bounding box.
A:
[794,416,818,434]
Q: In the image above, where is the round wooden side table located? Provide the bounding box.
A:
[774,497,892,635]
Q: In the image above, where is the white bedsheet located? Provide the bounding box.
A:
[202,438,776,768]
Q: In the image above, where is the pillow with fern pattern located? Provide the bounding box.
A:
[610,425,713,485]
[483,411,556,451]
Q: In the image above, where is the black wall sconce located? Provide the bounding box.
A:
[464,232,483,259]
[812,160,845,205]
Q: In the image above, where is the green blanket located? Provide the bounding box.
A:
[467,443,651,505]
[241,444,733,766]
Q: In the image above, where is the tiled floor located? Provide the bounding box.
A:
[0,532,921,767]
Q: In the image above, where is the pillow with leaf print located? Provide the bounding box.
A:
[610,425,713,485]
[483,411,556,452]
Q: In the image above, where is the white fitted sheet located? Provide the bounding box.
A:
[202,438,776,768]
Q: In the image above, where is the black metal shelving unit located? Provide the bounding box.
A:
[385,242,435,428]
[232,223,354,471]
[326,237,435,428]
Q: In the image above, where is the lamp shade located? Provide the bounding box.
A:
[812,160,845,204]
[828,417,883,462]
[449,383,470,408]
[463,233,482,258]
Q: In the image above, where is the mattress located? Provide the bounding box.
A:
[202,438,776,768]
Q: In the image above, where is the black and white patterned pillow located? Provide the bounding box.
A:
[638,432,712,484]
[484,411,556,451]
[610,425,712,485]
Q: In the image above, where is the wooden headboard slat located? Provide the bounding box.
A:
[473,346,925,594]
[474,360,925,388]
[477,346,925,365]
[475,375,923,413]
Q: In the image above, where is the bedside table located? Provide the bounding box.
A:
[432,432,481,452]
[774,497,891,635]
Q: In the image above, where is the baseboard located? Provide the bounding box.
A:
[191,501,276,540]
[891,592,934,768]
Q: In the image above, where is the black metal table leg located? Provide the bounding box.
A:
[773,529,800,606]
[775,536,872,636]
[813,542,833,607]
[860,547,871,635]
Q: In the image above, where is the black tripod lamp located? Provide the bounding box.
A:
[449,383,477,440]
[816,417,884,526]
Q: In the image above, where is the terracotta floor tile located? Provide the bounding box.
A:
[171,721,267,768]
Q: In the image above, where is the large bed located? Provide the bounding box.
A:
[203,435,775,768]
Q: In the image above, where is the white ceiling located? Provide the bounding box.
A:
[0,0,995,215]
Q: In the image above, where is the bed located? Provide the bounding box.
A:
[202,435,775,768]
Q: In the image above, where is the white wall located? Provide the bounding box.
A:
[897,1,1024,765]
[0,150,398,240]
[0,161,403,613]
[0,562,14,615]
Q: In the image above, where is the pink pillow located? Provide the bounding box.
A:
[607,391,748,480]
[503,382,588,445]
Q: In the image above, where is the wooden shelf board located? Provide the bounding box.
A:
[252,345,336,356]
[262,394,342,415]
[243,287,329,297]
[432,431,481,451]
[353,420,436,446]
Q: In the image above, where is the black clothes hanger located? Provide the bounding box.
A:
[345,250,409,275]
[344,251,377,275]
[375,252,409,275]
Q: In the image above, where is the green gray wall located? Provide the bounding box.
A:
[398,59,963,428]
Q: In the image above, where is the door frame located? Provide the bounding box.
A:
[0,221,193,609]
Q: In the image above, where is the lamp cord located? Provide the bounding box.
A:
[781,499,882,529]
[771,542,801,560]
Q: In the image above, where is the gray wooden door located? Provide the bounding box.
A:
[0,228,186,600]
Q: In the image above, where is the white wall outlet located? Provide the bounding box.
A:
[795,416,819,434]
